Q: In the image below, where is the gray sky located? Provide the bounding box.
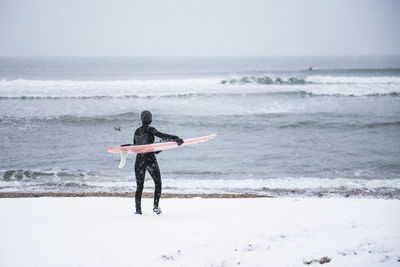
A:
[0,0,399,57]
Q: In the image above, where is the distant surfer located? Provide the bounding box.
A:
[309,66,313,71]
[132,111,183,215]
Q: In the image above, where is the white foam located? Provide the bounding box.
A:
[1,77,399,98]
[306,75,400,84]
[0,78,219,87]
[0,78,220,98]
[85,177,400,195]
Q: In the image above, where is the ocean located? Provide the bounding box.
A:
[1,57,399,197]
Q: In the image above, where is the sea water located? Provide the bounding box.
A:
[0,57,399,197]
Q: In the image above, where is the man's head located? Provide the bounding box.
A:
[141,110,152,125]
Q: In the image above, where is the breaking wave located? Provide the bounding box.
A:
[0,90,399,100]
[1,76,400,99]
[220,76,306,85]
[220,75,400,85]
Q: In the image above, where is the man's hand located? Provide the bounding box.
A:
[175,138,184,146]
[121,144,131,147]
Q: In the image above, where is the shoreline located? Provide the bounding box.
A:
[0,192,268,198]
[1,189,399,199]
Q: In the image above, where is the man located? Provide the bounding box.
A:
[132,111,183,215]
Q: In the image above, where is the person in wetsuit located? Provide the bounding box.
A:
[133,111,183,215]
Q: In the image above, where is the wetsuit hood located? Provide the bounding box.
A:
[141,110,152,125]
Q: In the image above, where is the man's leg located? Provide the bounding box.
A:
[147,157,162,210]
[134,158,146,214]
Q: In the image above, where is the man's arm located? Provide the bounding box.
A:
[151,128,184,145]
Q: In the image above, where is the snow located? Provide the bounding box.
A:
[0,197,399,267]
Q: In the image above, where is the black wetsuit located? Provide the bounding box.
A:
[133,124,180,210]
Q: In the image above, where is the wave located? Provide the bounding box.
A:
[0,93,225,100]
[306,75,400,84]
[0,78,219,98]
[306,68,400,75]
[279,121,400,129]
[365,121,400,128]
[0,169,100,181]
[0,77,217,88]
[220,75,400,85]
[1,170,400,198]
[220,76,306,85]
[0,91,399,101]
[0,112,139,125]
[1,76,399,99]
[0,78,218,87]
[2,110,400,130]
[1,75,399,90]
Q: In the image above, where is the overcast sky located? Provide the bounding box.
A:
[0,0,399,57]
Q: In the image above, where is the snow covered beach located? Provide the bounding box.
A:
[1,57,400,266]
[1,197,399,267]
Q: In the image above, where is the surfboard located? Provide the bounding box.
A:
[107,134,216,168]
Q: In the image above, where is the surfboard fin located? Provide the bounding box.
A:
[118,150,128,168]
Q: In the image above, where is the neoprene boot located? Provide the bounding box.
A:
[135,207,142,215]
[153,206,162,215]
